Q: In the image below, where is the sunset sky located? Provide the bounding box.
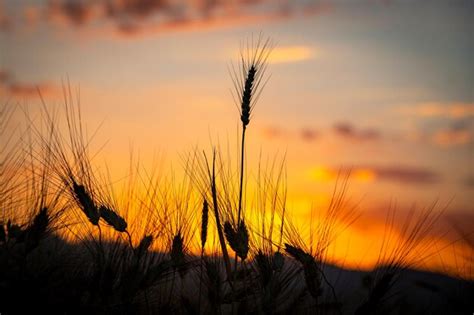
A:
[1,0,473,275]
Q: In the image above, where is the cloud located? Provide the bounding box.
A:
[12,0,332,37]
[47,0,101,27]
[300,128,318,141]
[402,126,472,149]
[0,70,60,99]
[262,125,319,142]
[463,175,474,188]
[0,70,10,83]
[372,165,440,184]
[267,46,315,64]
[107,11,289,38]
[309,164,440,184]
[104,0,169,19]
[309,166,376,183]
[394,102,474,148]
[333,122,381,141]
[8,82,59,98]
[23,5,41,28]
[397,102,474,119]
[262,125,286,140]
[433,128,472,147]
[430,120,473,148]
[0,2,11,31]
[263,122,382,143]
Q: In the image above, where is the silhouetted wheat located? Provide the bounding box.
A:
[230,34,273,230]
[224,220,249,261]
[0,37,466,315]
[135,234,153,258]
[201,199,209,251]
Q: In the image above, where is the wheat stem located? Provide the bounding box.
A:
[209,150,232,281]
[237,126,246,227]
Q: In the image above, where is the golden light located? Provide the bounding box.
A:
[267,46,315,64]
[352,168,376,182]
[309,166,338,182]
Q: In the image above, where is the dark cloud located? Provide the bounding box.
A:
[301,128,318,141]
[47,0,100,26]
[333,122,381,141]
[0,70,59,99]
[0,16,10,30]
[397,103,474,119]
[262,125,320,141]
[0,70,10,83]
[10,0,332,37]
[432,121,472,147]
[0,3,11,31]
[8,83,41,97]
[8,82,59,98]
[463,175,474,188]
[318,164,441,185]
[262,125,285,140]
[371,165,440,184]
[105,0,168,19]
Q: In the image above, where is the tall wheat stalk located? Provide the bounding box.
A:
[231,35,273,228]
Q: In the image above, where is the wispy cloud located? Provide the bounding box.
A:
[46,0,101,27]
[261,125,320,142]
[309,164,440,184]
[300,128,319,141]
[8,0,332,37]
[262,121,382,143]
[0,1,10,31]
[397,102,474,119]
[0,70,60,99]
[372,165,440,184]
[262,125,287,140]
[395,102,474,148]
[333,122,381,141]
[463,175,474,188]
[433,126,472,147]
[0,70,10,83]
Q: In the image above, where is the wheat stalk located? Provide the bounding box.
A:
[98,205,127,233]
[284,244,323,299]
[170,232,186,277]
[135,234,153,257]
[231,34,274,229]
[224,220,249,261]
[24,207,49,251]
[72,181,99,226]
[201,199,209,251]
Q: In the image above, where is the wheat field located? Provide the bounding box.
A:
[1,36,473,315]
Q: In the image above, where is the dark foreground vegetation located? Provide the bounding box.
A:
[1,37,472,314]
